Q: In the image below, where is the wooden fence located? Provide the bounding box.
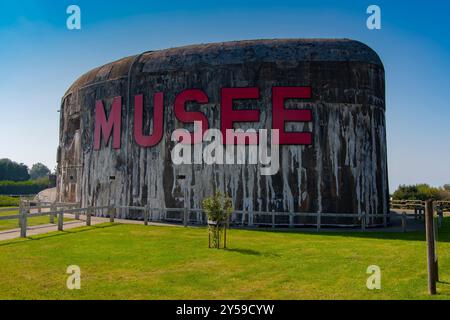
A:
[117,205,388,230]
[1,199,447,238]
[0,201,109,238]
[1,201,389,238]
[390,199,449,219]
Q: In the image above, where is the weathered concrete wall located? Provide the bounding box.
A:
[57,39,388,225]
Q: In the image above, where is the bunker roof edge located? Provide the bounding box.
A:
[63,38,383,98]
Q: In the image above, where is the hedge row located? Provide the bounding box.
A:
[0,195,20,207]
[0,178,49,196]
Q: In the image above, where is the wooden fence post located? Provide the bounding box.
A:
[183,207,188,227]
[401,212,406,232]
[289,213,293,228]
[20,203,27,238]
[58,210,64,231]
[197,210,202,225]
[75,203,80,220]
[437,207,443,228]
[425,200,437,295]
[86,207,92,226]
[433,207,439,283]
[317,212,321,232]
[144,205,149,226]
[50,204,55,224]
[361,213,366,232]
[271,210,275,229]
[18,200,22,230]
[109,206,115,223]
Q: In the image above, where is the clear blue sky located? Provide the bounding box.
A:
[0,0,449,191]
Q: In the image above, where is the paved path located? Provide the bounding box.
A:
[0,213,182,241]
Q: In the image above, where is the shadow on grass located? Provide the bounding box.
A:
[1,217,449,248]
[0,223,119,247]
[224,248,262,256]
[223,248,281,258]
[238,217,450,243]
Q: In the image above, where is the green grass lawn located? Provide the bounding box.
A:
[0,208,71,231]
[0,217,449,300]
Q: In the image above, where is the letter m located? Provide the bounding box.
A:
[94,96,122,150]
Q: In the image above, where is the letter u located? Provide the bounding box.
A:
[134,93,164,147]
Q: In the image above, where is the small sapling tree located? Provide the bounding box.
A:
[202,192,232,249]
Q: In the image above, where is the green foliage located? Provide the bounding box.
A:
[202,192,233,225]
[392,183,450,201]
[0,177,49,195]
[0,158,29,181]
[29,163,51,180]
[0,195,19,207]
[202,192,233,248]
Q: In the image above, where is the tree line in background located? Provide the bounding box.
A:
[0,158,51,181]
[392,184,450,201]
[0,158,52,195]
